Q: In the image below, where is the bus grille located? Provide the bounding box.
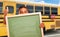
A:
[56,21,60,27]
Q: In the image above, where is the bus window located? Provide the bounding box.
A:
[0,2,3,13]
[35,6,43,15]
[44,7,50,15]
[51,7,57,15]
[16,4,25,14]
[5,6,14,13]
[26,5,33,13]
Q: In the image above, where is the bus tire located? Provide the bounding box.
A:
[43,27,45,34]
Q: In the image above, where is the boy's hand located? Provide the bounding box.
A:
[40,23,44,28]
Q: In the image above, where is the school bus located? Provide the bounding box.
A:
[0,0,60,37]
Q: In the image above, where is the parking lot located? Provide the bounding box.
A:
[44,30,60,37]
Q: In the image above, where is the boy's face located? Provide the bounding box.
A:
[19,8,28,14]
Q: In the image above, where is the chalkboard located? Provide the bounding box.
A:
[6,13,43,37]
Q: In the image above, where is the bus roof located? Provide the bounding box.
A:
[2,0,60,7]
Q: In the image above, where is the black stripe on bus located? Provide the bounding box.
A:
[42,18,60,19]
[0,17,4,19]
[0,21,3,23]
[42,21,54,22]
[0,13,4,15]
[0,36,7,37]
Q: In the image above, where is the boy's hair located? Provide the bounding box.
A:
[18,5,29,13]
[19,5,28,10]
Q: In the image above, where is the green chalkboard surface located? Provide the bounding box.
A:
[6,13,42,37]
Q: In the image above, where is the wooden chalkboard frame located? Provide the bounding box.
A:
[6,12,44,37]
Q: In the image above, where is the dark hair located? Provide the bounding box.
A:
[18,5,30,13]
[19,5,28,10]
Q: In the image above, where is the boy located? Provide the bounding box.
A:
[18,6,29,14]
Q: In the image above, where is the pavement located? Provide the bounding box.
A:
[44,30,60,37]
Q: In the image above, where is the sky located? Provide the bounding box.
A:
[36,0,59,4]
[12,0,60,5]
[31,0,60,4]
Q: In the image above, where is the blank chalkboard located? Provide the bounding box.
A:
[6,13,42,37]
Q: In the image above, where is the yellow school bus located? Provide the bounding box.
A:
[0,1,16,37]
[0,0,60,36]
